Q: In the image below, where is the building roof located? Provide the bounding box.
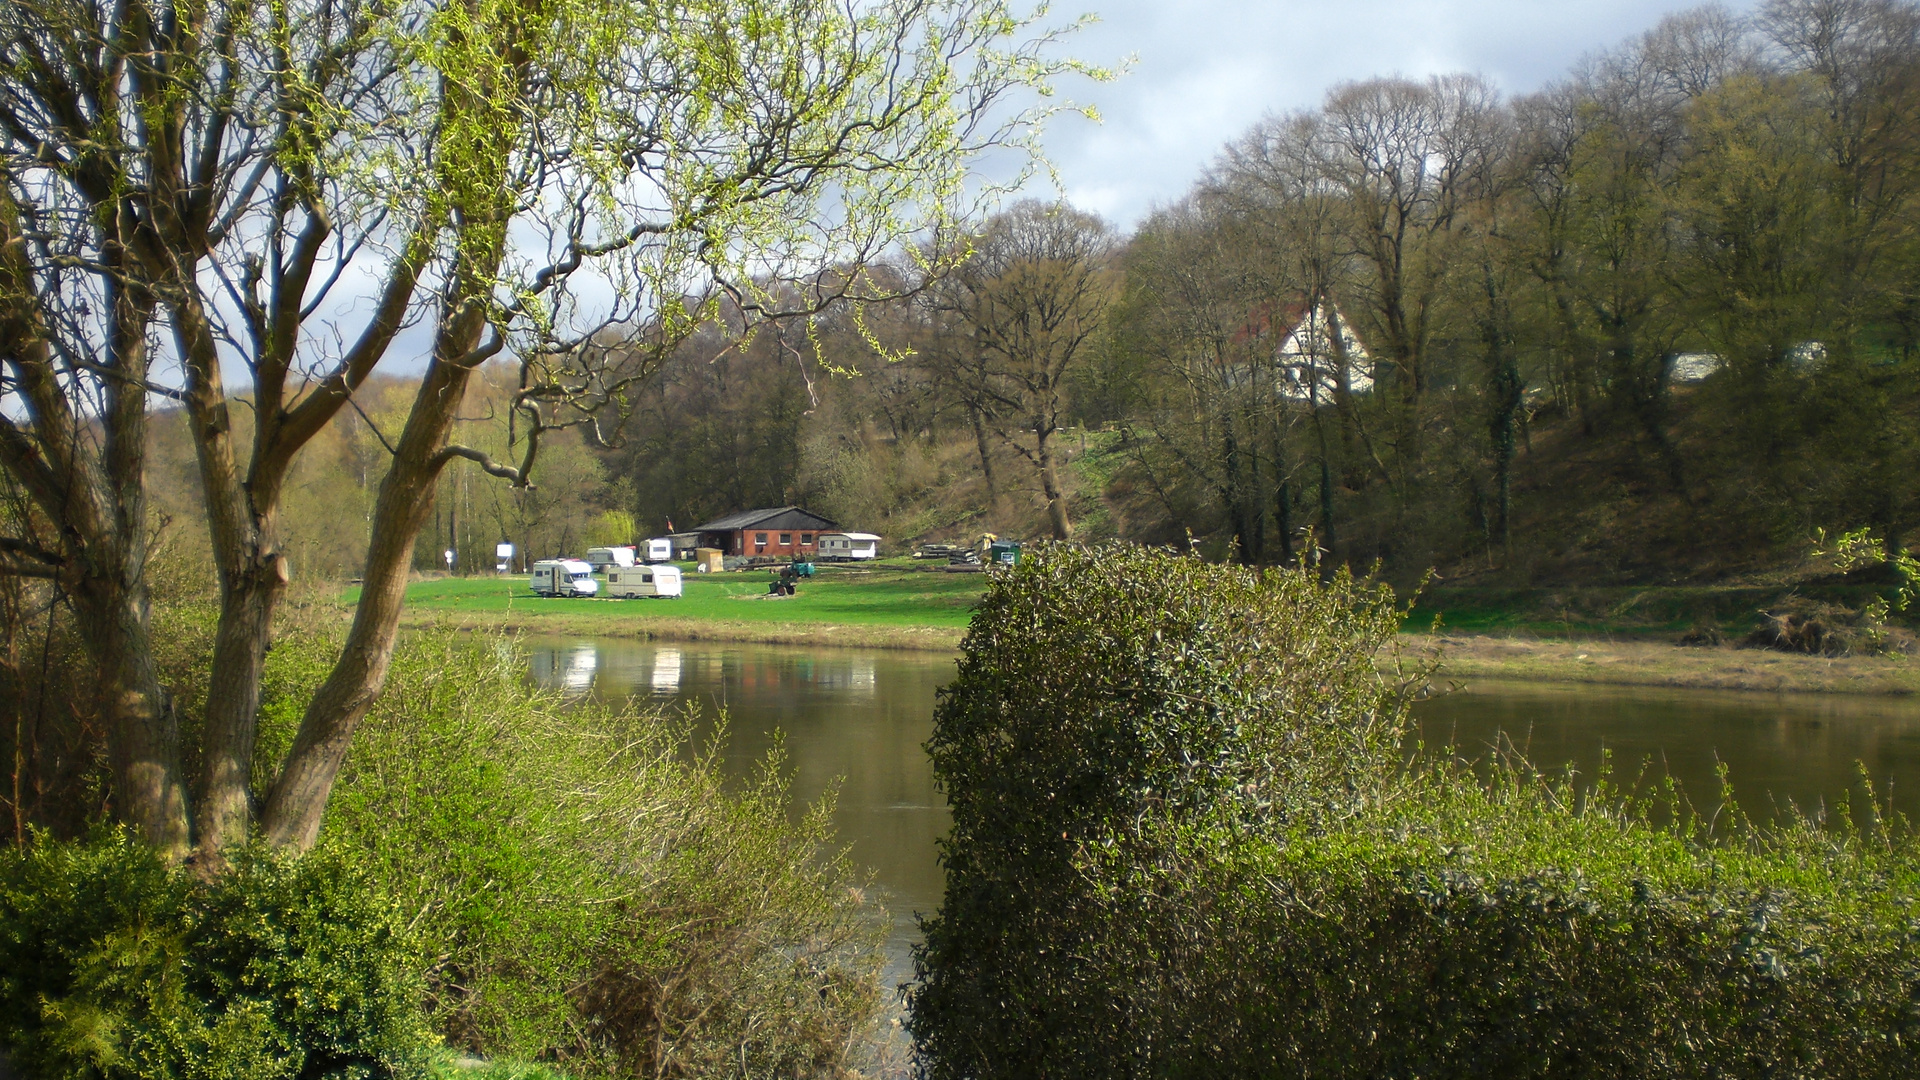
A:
[690,506,838,532]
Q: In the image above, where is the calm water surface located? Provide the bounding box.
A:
[525,637,953,986]
[1417,682,1920,822]
[524,637,1920,980]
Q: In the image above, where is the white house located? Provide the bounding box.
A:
[1668,353,1723,384]
[1276,299,1372,401]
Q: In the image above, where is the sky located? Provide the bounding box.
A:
[1019,0,1760,228]
[200,1,1770,380]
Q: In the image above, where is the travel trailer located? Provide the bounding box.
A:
[530,559,599,597]
[584,546,637,573]
[640,537,673,563]
[604,564,683,598]
[816,532,880,561]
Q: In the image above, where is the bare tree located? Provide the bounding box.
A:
[1103,198,1306,562]
[930,201,1114,540]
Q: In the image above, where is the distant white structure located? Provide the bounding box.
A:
[1276,299,1372,401]
[1789,341,1828,371]
[585,546,636,573]
[1667,342,1826,385]
[603,564,682,598]
[817,532,880,561]
[1668,352,1723,384]
[530,559,599,597]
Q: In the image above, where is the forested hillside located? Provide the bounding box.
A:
[195,2,1920,591]
[610,1,1920,588]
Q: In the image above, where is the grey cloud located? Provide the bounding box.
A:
[1023,0,1761,225]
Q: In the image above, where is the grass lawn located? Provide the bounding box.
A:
[351,560,987,649]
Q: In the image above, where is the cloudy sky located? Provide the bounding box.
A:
[1019,0,1759,227]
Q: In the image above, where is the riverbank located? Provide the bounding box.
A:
[1427,634,1920,696]
[361,568,1920,693]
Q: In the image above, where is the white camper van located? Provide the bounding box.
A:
[530,559,599,597]
[584,546,637,574]
[816,532,880,561]
[640,537,673,563]
[604,564,683,598]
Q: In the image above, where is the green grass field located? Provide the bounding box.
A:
[350,560,988,648]
[359,567,1893,645]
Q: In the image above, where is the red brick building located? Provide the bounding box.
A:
[689,506,838,557]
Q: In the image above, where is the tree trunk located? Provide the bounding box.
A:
[969,404,997,503]
[1487,349,1520,550]
[72,575,191,857]
[197,559,286,853]
[261,353,479,850]
[1218,427,1254,563]
[1275,480,1294,566]
[1036,431,1072,540]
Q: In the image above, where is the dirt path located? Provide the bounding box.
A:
[1422,634,1920,696]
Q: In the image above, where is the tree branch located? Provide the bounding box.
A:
[433,443,529,485]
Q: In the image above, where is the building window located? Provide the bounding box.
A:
[780,533,792,545]
[801,533,813,545]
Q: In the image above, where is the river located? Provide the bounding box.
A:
[524,636,1920,985]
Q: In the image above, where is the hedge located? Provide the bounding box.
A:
[908,544,1920,1079]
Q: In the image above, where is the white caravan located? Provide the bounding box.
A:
[585,546,637,573]
[640,537,673,563]
[604,564,682,598]
[816,532,880,561]
[530,559,599,597]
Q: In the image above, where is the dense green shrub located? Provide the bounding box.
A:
[0,831,431,1080]
[1061,770,1920,1078]
[908,543,1416,1075]
[281,630,884,1078]
[909,543,1920,1079]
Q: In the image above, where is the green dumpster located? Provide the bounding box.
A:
[988,540,1022,566]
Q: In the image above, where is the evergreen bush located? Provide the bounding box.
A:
[0,832,431,1080]
[908,543,1920,1079]
[907,543,1415,1075]
[1061,768,1920,1078]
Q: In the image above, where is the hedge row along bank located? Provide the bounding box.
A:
[908,544,1920,1079]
